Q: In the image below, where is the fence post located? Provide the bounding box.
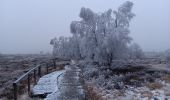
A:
[53,59,56,69]
[27,74,30,95]
[13,83,17,100]
[46,63,49,74]
[38,66,41,77]
[34,70,36,84]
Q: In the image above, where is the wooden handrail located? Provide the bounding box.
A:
[13,64,41,84]
[12,58,58,100]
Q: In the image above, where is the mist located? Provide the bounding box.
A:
[0,0,170,54]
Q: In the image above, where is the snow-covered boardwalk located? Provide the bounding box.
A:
[32,62,85,100]
[45,65,85,100]
[32,70,65,96]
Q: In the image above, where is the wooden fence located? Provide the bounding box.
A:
[12,58,60,100]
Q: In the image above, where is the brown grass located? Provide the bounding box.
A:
[146,82,163,90]
[84,82,104,100]
[161,75,170,83]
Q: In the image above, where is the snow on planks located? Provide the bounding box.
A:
[32,70,65,96]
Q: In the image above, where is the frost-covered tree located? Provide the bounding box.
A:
[129,43,144,59]
[51,1,140,65]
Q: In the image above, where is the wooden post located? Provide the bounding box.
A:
[13,83,17,100]
[38,66,41,77]
[53,59,56,69]
[34,70,36,84]
[46,63,49,74]
[27,74,30,95]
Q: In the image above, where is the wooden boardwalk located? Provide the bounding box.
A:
[45,64,85,100]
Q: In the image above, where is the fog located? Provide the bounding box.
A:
[0,0,170,54]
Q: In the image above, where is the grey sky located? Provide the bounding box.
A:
[0,0,170,54]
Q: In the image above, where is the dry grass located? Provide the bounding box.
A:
[85,83,104,100]
[146,82,163,90]
[165,93,170,96]
[161,75,170,83]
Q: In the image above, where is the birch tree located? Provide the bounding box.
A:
[51,1,140,65]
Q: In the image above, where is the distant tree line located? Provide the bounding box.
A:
[165,49,170,61]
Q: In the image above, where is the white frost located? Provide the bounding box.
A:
[32,70,65,95]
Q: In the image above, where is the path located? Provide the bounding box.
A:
[45,64,85,100]
[32,70,65,96]
[32,61,85,100]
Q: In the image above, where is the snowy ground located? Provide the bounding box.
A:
[87,81,170,100]
[121,82,170,100]
[82,60,170,100]
[32,70,65,96]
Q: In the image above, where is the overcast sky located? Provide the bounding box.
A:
[0,0,170,54]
